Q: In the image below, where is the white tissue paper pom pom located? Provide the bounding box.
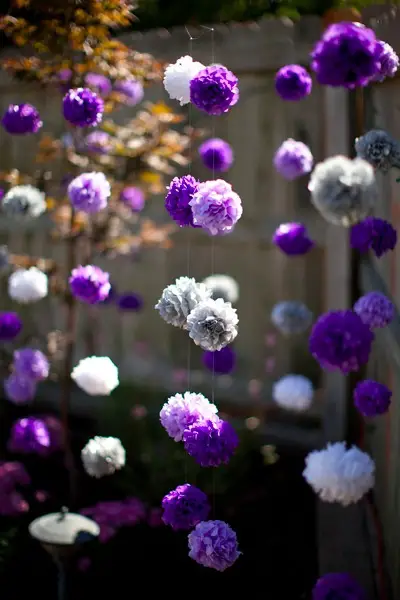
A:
[71,356,119,396]
[202,274,239,304]
[187,297,238,351]
[155,276,212,329]
[81,436,126,478]
[2,185,46,218]
[303,442,375,506]
[271,301,313,335]
[163,56,205,106]
[272,375,314,412]
[160,391,218,442]
[8,267,48,304]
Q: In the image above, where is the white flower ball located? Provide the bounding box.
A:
[81,436,126,478]
[202,274,239,304]
[2,185,46,218]
[303,442,375,506]
[163,55,205,105]
[272,375,313,412]
[71,356,119,396]
[8,267,48,304]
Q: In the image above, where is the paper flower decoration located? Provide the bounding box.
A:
[165,175,200,227]
[84,131,112,154]
[68,172,111,213]
[8,267,48,304]
[162,484,210,530]
[190,65,239,115]
[0,312,22,341]
[163,56,205,106]
[1,103,42,135]
[187,297,239,351]
[62,87,104,127]
[198,138,234,172]
[272,222,314,256]
[202,346,236,375]
[117,293,143,312]
[202,274,239,303]
[271,301,313,335]
[119,187,145,212]
[71,356,119,396]
[372,40,399,82]
[81,436,126,478]
[13,348,50,382]
[8,416,62,456]
[85,73,112,96]
[4,374,36,405]
[69,265,111,305]
[309,310,374,374]
[160,391,218,442]
[189,179,243,236]
[308,156,377,226]
[272,375,314,412]
[188,520,241,571]
[2,185,46,218]
[355,129,400,172]
[273,138,313,180]
[274,64,312,101]
[350,217,397,258]
[303,442,375,506]
[114,79,144,105]
[353,379,392,417]
[155,277,212,329]
[312,572,366,600]
[353,291,394,329]
[183,418,239,467]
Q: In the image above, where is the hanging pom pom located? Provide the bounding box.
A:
[160,391,218,442]
[202,274,239,304]
[308,156,377,226]
[8,267,48,304]
[312,572,367,600]
[372,40,399,83]
[187,297,238,351]
[355,129,400,172]
[353,291,394,329]
[303,442,375,506]
[71,356,119,396]
[272,375,314,412]
[189,179,243,236]
[350,217,397,258]
[272,222,314,256]
[81,436,126,478]
[202,346,236,375]
[162,484,210,530]
[1,103,42,135]
[188,520,241,571]
[271,301,313,336]
[183,418,239,467]
[353,379,392,417]
[190,65,239,115]
[155,277,212,329]
[2,185,46,219]
[62,88,104,128]
[273,138,313,180]
[163,56,205,106]
[198,138,234,173]
[164,175,200,227]
[274,65,312,101]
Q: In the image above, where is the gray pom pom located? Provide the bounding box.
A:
[271,301,313,335]
[155,276,212,329]
[2,185,46,218]
[81,436,126,479]
[187,297,238,351]
[355,129,400,172]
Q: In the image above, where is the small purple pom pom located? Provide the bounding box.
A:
[117,293,143,312]
[372,40,399,82]
[84,73,112,96]
[198,138,234,172]
[353,291,394,329]
[13,348,49,382]
[275,65,312,101]
[202,346,236,374]
[353,380,392,417]
[8,415,62,456]
[312,572,366,600]
[272,223,314,256]
[63,88,104,128]
[188,520,241,572]
[0,312,22,341]
[1,104,42,135]
[189,179,243,236]
[273,138,313,180]
[162,484,210,530]
[190,65,239,115]
[183,418,239,467]
[114,79,144,106]
[4,374,36,405]
[69,265,111,305]
[120,187,145,212]
[350,217,397,258]
[165,175,200,227]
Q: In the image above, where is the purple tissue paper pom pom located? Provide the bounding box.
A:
[353,291,394,329]
[190,65,239,115]
[183,418,239,467]
[188,520,241,572]
[13,348,49,382]
[312,572,367,600]
[162,484,210,530]
[372,40,399,82]
[350,217,397,258]
[202,346,236,374]
[114,79,144,106]
[68,172,110,213]
[120,186,145,212]
[198,138,234,172]
[117,293,143,312]
[63,88,104,128]
[2,104,42,135]
[8,415,62,456]
[309,310,374,374]
[84,73,112,96]
[0,312,22,341]
[272,222,314,256]
[4,374,36,405]
[353,379,392,418]
[310,22,380,89]
[84,131,112,154]
[274,65,312,101]
[165,175,200,227]
[273,138,313,180]
[69,265,111,305]
[189,179,243,236]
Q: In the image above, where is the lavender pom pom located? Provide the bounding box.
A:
[183,418,239,467]
[350,217,397,258]
[274,65,312,101]
[355,129,400,172]
[84,73,112,96]
[198,138,234,172]
[68,172,110,213]
[372,40,399,82]
[160,391,218,442]
[13,348,49,382]
[155,277,212,329]
[272,222,314,256]
[312,572,367,600]
[63,88,104,128]
[353,379,392,418]
[309,310,374,374]
[271,301,313,336]
[187,297,238,351]
[190,65,239,115]
[273,138,313,180]
[189,179,243,236]
[114,79,144,106]
[8,416,62,456]
[188,520,241,571]
[165,175,200,227]
[4,374,36,405]
[308,156,377,226]
[353,291,394,329]
[162,484,210,530]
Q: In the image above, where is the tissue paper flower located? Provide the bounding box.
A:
[163,56,205,106]
[71,356,119,396]
[84,73,112,96]
[353,291,394,329]
[198,138,234,172]
[272,222,314,256]
[271,301,313,335]
[63,88,104,127]
[8,416,62,456]
[312,572,367,600]
[114,79,144,105]
[350,217,397,258]
[4,374,36,405]
[117,293,143,312]
[372,40,399,83]
[160,391,218,442]
[68,172,110,213]
[69,265,111,304]
[273,138,313,180]
[188,520,240,571]
[187,297,239,351]
[274,64,312,101]
[120,186,145,212]
[84,131,112,154]
[1,103,42,135]
[162,484,210,530]
[353,379,392,417]
[8,267,48,304]
[202,274,239,303]
[2,185,46,218]
[155,277,211,329]
[202,346,236,374]
[272,375,314,412]
[0,312,22,341]
[13,348,49,382]
[183,418,239,467]
[355,129,400,172]
[165,175,200,227]
[190,65,239,115]
[81,436,126,478]
[189,179,243,236]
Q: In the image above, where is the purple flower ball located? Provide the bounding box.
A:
[183,418,239,467]
[114,79,144,106]
[353,379,392,418]
[117,293,143,312]
[198,138,234,172]
[84,131,112,154]
[120,187,145,212]
[13,348,49,382]
[311,22,381,89]
[188,520,241,572]
[1,103,43,135]
[162,484,210,530]
[202,346,236,375]
[274,65,312,101]
[350,217,397,258]
[312,572,366,600]
[190,65,239,115]
[68,172,110,213]
[4,373,36,405]
[273,138,313,180]
[84,73,112,96]
[309,310,374,374]
[0,188,4,201]
[0,312,22,341]
[189,179,243,236]
[372,41,399,82]
[165,175,200,227]
[272,222,314,256]
[62,88,104,128]
[353,291,394,329]
[69,265,111,304]
[7,415,62,456]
